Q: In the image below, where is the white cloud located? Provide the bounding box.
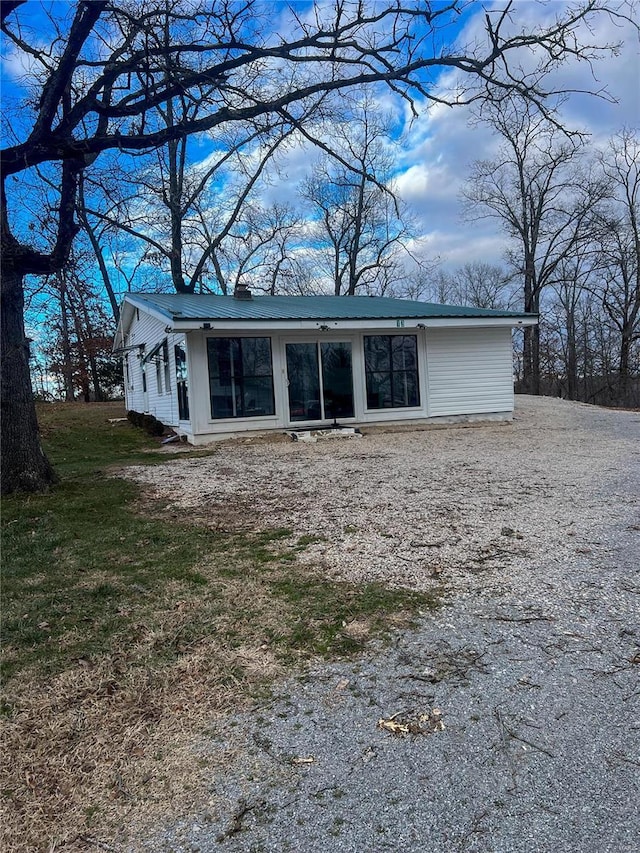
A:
[392,0,640,272]
[0,40,44,82]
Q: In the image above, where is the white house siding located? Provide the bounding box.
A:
[145,333,182,427]
[123,347,145,413]
[426,326,514,417]
[122,317,518,443]
[123,311,183,427]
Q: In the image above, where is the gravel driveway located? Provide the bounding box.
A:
[130,396,640,853]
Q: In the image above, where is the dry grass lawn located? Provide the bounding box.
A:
[1,403,432,852]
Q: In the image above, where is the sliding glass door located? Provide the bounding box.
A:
[286,343,321,422]
[321,342,354,420]
[286,341,354,423]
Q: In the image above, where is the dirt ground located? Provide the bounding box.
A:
[127,395,637,597]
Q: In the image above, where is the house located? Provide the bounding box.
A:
[113,289,538,444]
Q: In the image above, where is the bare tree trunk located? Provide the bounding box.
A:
[1,266,58,493]
[77,178,120,323]
[566,309,578,400]
[168,139,188,292]
[522,327,541,395]
[619,334,632,407]
[347,169,367,295]
[581,316,590,402]
[70,299,104,403]
[68,301,93,402]
[59,282,75,401]
[522,271,540,395]
[79,300,104,402]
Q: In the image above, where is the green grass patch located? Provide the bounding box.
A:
[1,482,210,679]
[266,571,435,658]
[2,402,437,685]
[37,401,159,477]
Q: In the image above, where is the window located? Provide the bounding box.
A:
[155,353,163,394]
[207,337,275,419]
[163,341,170,392]
[175,344,189,420]
[286,341,354,422]
[364,335,419,409]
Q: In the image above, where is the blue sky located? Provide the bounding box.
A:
[2,1,639,288]
[272,2,640,272]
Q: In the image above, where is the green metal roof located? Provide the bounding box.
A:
[125,292,536,322]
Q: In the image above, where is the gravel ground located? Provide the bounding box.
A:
[128,396,640,852]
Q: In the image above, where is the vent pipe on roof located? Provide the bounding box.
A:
[233,282,253,300]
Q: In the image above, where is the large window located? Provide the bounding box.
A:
[364,335,420,409]
[207,337,275,419]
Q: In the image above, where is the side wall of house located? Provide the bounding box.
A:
[123,310,184,427]
[425,326,514,417]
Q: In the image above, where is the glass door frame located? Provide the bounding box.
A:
[283,337,356,427]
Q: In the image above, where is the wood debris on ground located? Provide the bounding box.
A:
[377,708,444,736]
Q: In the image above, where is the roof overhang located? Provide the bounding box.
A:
[167,316,538,333]
[113,297,174,352]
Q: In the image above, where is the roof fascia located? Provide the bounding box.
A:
[170,316,538,333]
[114,295,177,352]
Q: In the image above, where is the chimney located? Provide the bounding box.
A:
[233,282,252,300]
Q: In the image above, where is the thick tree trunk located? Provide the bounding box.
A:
[1,266,58,493]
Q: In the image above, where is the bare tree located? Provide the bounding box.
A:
[593,130,640,406]
[30,252,119,402]
[85,114,302,294]
[301,101,412,295]
[411,262,514,309]
[463,96,609,394]
[1,0,632,492]
[548,248,598,400]
[211,202,305,296]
